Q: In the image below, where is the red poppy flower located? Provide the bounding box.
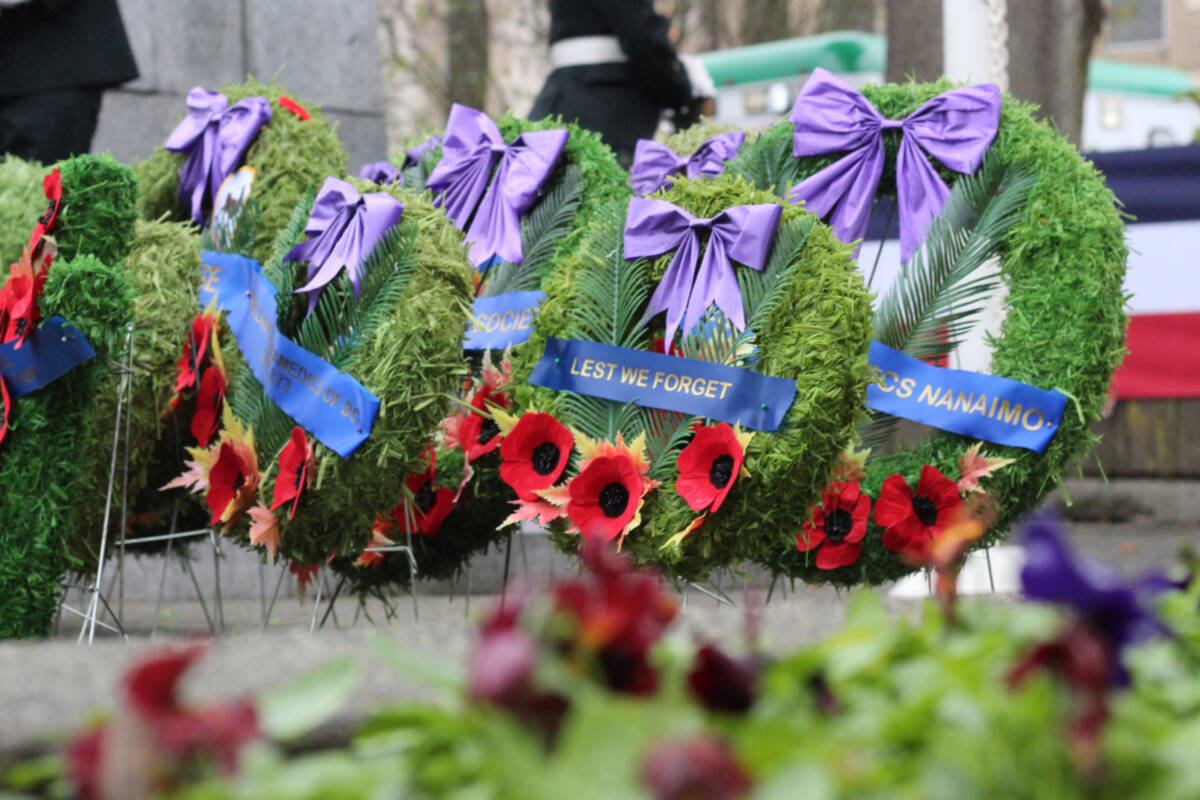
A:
[874,465,962,560]
[567,453,647,542]
[270,426,314,519]
[190,365,225,447]
[393,465,455,536]
[460,389,505,462]
[278,95,310,120]
[499,412,573,501]
[174,311,218,394]
[26,167,62,253]
[688,643,759,714]
[675,423,751,513]
[796,481,871,569]
[206,438,259,527]
[0,246,51,347]
[642,737,753,800]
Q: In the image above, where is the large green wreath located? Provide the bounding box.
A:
[0,154,136,638]
[187,183,472,568]
[341,115,630,594]
[0,154,46,267]
[735,81,1128,586]
[509,172,873,582]
[135,78,348,265]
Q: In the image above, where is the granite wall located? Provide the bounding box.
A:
[91,0,390,172]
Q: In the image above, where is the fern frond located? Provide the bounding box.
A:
[728,125,802,195]
[565,199,650,351]
[860,153,1035,448]
[266,187,316,335]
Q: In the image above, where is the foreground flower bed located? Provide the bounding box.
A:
[4,519,1198,799]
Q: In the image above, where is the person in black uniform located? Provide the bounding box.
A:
[0,0,139,164]
[529,0,703,164]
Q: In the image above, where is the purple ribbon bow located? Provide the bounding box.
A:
[165,87,272,227]
[787,68,1000,263]
[426,104,568,266]
[359,161,401,185]
[404,134,442,168]
[287,177,404,313]
[630,131,746,196]
[624,197,782,345]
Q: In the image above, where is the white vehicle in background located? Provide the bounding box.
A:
[696,31,1200,152]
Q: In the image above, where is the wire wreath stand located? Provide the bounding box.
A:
[59,324,228,642]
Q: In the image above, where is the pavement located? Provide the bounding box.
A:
[2,479,1197,756]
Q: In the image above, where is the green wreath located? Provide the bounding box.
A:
[339,115,629,594]
[0,154,46,267]
[135,78,348,265]
[507,172,873,582]
[162,182,473,572]
[0,154,136,638]
[733,81,1127,586]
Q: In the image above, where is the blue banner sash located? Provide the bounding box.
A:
[0,317,95,396]
[464,290,545,351]
[199,250,380,458]
[866,341,1066,453]
[528,337,796,431]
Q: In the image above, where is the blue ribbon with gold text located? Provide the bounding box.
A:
[0,316,95,396]
[198,250,380,458]
[464,290,545,351]
[529,337,796,431]
[866,341,1066,453]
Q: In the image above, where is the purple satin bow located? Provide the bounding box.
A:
[630,131,746,195]
[404,134,442,168]
[359,161,401,185]
[787,68,1000,263]
[624,197,782,344]
[426,104,568,266]
[165,87,272,227]
[288,177,404,313]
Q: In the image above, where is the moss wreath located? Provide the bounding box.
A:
[735,80,1128,587]
[507,172,873,582]
[135,78,348,265]
[338,115,631,594]
[0,154,47,267]
[0,154,136,638]
[165,182,473,572]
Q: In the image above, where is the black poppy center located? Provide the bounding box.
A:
[415,481,436,513]
[709,454,734,489]
[293,463,306,491]
[911,494,939,526]
[39,200,55,227]
[824,509,854,541]
[531,441,561,476]
[478,418,500,445]
[231,472,245,492]
[598,482,630,518]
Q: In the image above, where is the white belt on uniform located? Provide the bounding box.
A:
[550,35,629,69]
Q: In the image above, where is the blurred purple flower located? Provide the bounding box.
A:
[1020,516,1168,685]
[359,161,401,186]
[404,134,443,168]
[642,737,752,800]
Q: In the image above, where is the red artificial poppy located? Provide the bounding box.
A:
[651,337,681,356]
[460,392,505,462]
[567,453,646,543]
[206,438,259,527]
[688,643,759,714]
[0,246,51,347]
[190,365,226,447]
[675,423,751,513]
[278,95,310,121]
[270,426,314,519]
[393,465,455,536]
[796,481,872,570]
[499,412,573,502]
[26,167,62,253]
[642,737,753,800]
[174,311,218,394]
[874,465,962,560]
